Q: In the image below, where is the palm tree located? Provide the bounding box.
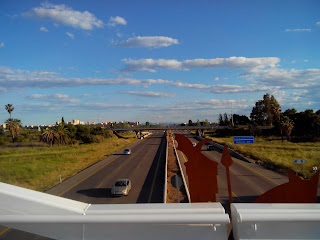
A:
[54,124,69,145]
[5,118,22,142]
[280,116,294,141]
[5,104,14,118]
[41,129,56,147]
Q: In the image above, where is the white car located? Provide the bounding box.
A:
[123,148,131,155]
[111,179,131,196]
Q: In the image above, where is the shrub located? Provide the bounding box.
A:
[0,136,5,145]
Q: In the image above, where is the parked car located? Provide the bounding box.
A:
[207,145,215,151]
[111,179,131,196]
[123,148,131,155]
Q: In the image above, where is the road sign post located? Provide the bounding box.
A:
[293,159,307,178]
[233,136,254,144]
[171,175,183,203]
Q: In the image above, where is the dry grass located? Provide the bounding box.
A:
[207,135,320,177]
[0,134,138,191]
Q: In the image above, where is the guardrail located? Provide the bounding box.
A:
[0,182,229,240]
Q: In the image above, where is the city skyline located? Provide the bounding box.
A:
[1,1,319,125]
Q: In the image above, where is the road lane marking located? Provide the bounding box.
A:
[235,161,280,186]
[59,156,120,197]
[229,168,264,194]
[148,138,165,203]
[0,227,10,236]
[181,152,188,162]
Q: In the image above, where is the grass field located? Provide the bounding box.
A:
[206,134,320,178]
[0,133,138,191]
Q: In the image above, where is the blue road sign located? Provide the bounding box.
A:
[233,136,254,144]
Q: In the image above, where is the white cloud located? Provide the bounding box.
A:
[40,26,48,32]
[107,16,127,27]
[116,36,179,49]
[122,58,184,72]
[214,77,219,81]
[244,68,320,89]
[0,42,4,47]
[304,59,309,62]
[0,66,172,89]
[285,29,311,32]
[23,3,104,30]
[28,93,79,103]
[66,32,74,39]
[122,57,280,73]
[317,22,320,26]
[173,82,210,89]
[122,91,176,98]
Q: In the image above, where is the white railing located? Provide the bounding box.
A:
[231,203,320,240]
[0,182,229,240]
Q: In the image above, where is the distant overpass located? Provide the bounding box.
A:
[110,126,229,131]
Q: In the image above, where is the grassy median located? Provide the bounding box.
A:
[207,136,320,178]
[0,133,138,191]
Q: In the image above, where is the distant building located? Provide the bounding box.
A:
[72,120,80,125]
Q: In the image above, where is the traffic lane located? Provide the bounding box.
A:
[0,133,166,240]
[89,132,166,204]
[177,134,289,203]
[60,132,165,204]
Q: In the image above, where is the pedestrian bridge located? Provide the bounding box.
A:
[1,182,320,240]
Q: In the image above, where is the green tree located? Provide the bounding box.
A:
[250,93,281,126]
[5,118,22,142]
[5,104,14,118]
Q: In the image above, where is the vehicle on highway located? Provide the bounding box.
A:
[111,179,131,196]
[207,145,215,151]
[123,148,131,155]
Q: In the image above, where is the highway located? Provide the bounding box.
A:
[176,133,292,206]
[0,131,167,239]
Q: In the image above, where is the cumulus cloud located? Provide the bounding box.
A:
[244,68,320,89]
[107,16,127,27]
[116,36,179,49]
[285,29,311,32]
[122,58,184,72]
[122,91,176,98]
[23,3,104,30]
[40,26,48,32]
[66,32,74,39]
[122,57,280,73]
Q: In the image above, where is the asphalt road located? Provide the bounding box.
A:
[175,133,320,208]
[0,131,167,239]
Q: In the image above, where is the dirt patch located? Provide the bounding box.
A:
[166,131,188,203]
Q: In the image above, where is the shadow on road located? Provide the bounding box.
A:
[136,135,166,203]
[77,188,112,198]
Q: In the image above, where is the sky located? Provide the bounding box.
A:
[0,0,319,125]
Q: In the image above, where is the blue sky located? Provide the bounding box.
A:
[0,0,319,125]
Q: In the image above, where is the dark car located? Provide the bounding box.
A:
[207,145,215,151]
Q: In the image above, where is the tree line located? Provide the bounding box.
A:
[217,93,320,141]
